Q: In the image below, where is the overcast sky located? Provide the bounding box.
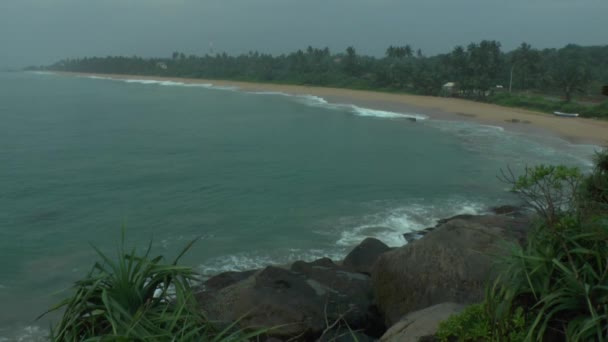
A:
[0,0,606,68]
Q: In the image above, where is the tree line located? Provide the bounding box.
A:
[40,41,608,114]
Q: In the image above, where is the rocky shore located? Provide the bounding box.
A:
[195,206,532,341]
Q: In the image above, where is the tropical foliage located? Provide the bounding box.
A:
[34,41,608,118]
[40,237,260,341]
[436,304,527,342]
[442,150,608,341]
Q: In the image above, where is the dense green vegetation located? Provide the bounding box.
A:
[439,151,608,341]
[40,236,264,341]
[437,304,527,342]
[489,93,608,118]
[37,41,608,118]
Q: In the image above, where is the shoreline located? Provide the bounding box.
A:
[55,71,608,146]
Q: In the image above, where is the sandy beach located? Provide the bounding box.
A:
[59,72,608,146]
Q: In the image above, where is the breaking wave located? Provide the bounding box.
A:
[198,248,347,278]
[82,75,427,121]
[335,199,486,247]
[197,198,490,277]
[293,94,428,120]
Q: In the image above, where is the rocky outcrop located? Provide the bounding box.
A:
[342,237,391,274]
[379,303,466,342]
[404,208,531,244]
[197,258,383,340]
[196,207,532,340]
[202,269,257,291]
[372,214,530,325]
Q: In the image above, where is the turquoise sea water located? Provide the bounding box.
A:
[0,71,598,340]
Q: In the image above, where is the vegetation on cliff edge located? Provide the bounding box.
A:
[438,150,608,341]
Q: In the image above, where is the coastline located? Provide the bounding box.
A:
[56,71,608,146]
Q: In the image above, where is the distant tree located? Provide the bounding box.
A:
[47,40,608,113]
[447,45,468,85]
[344,46,359,75]
[548,45,591,102]
[385,45,396,59]
[465,40,503,98]
[510,42,542,91]
[404,45,413,58]
[386,45,413,59]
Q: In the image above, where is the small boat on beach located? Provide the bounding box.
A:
[553,111,579,118]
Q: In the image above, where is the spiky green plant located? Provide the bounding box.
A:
[580,149,608,216]
[488,216,608,341]
[40,236,260,341]
[487,153,608,341]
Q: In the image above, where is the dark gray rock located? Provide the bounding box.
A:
[489,204,530,218]
[436,214,476,225]
[202,270,257,291]
[379,303,466,342]
[197,259,382,340]
[372,214,531,325]
[343,237,391,274]
[403,227,436,243]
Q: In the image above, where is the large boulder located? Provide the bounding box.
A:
[379,303,466,342]
[342,237,391,274]
[202,269,257,291]
[435,214,530,244]
[372,215,530,325]
[197,259,382,340]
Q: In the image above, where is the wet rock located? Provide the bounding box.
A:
[343,238,390,274]
[198,259,383,340]
[379,303,466,342]
[372,215,530,325]
[202,270,257,291]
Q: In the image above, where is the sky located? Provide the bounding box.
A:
[0,0,606,68]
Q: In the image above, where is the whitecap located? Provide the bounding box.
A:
[86,75,112,80]
[297,95,329,105]
[336,199,486,248]
[349,105,428,120]
[291,94,427,120]
[198,248,346,277]
[0,325,47,342]
[248,91,292,96]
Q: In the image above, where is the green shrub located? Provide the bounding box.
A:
[580,150,608,215]
[488,217,608,341]
[436,304,491,341]
[490,152,608,341]
[499,164,583,225]
[40,236,261,341]
[436,304,527,342]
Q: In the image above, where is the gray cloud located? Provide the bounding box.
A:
[1,0,606,68]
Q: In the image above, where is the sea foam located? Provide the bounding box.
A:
[292,94,427,120]
[349,105,428,120]
[196,198,488,278]
[198,248,346,278]
[336,199,486,247]
[0,325,47,342]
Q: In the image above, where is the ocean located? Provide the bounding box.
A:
[0,71,598,340]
